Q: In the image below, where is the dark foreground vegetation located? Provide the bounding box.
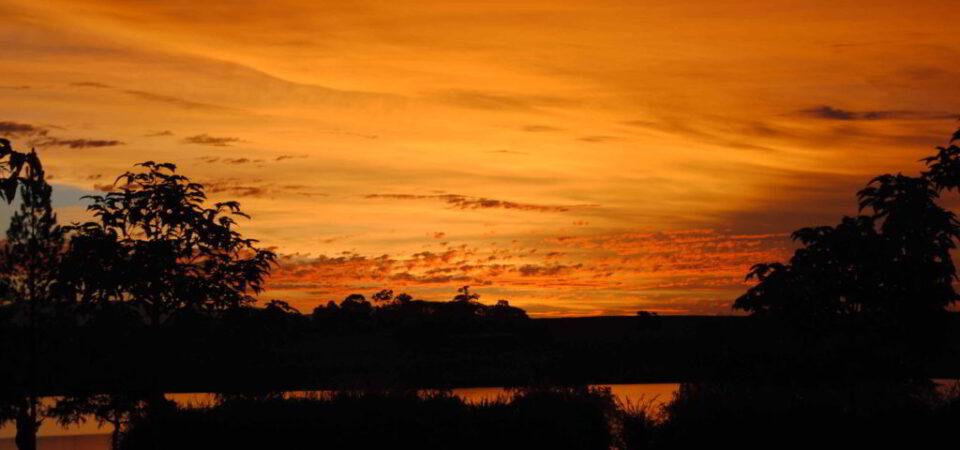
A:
[113,383,960,450]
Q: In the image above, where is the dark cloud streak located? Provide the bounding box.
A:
[182,134,243,147]
[366,193,594,213]
[800,105,958,121]
[0,120,122,149]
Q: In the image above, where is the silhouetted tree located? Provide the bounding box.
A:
[735,216,887,321]
[453,285,479,303]
[62,161,277,325]
[735,128,960,341]
[489,299,528,321]
[264,299,299,315]
[0,154,63,450]
[372,289,394,304]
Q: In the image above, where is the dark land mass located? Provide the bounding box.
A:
[3,313,959,397]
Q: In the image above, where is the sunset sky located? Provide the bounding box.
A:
[1,0,958,316]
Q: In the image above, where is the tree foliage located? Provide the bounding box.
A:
[0,138,42,204]
[61,161,276,325]
[734,128,960,322]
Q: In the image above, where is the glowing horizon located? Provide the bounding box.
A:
[1,0,958,316]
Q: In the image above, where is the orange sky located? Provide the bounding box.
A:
[1,0,958,316]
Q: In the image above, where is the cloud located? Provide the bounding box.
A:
[517,263,583,277]
[431,90,575,112]
[578,135,618,143]
[123,90,232,111]
[319,234,355,244]
[205,181,267,197]
[365,193,592,213]
[145,130,174,137]
[799,105,957,121]
[622,118,778,152]
[263,227,791,315]
[1,121,122,149]
[70,81,234,112]
[198,156,277,165]
[181,134,243,146]
[201,178,326,198]
[522,125,562,132]
[275,154,308,161]
[0,121,47,137]
[318,129,378,140]
[487,149,527,155]
[70,81,112,89]
[207,157,265,164]
[43,138,123,149]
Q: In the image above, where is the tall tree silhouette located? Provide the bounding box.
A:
[63,161,276,324]
[0,153,63,450]
[735,128,960,325]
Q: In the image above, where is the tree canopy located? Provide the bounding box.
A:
[61,161,276,325]
[735,128,960,323]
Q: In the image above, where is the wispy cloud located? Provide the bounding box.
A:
[487,149,527,155]
[123,89,233,111]
[431,90,575,112]
[799,105,957,121]
[70,81,235,112]
[0,121,47,137]
[0,120,122,149]
[201,178,326,198]
[182,134,243,146]
[365,193,592,213]
[275,154,308,161]
[70,81,112,89]
[578,135,618,143]
[43,138,123,149]
[522,125,562,132]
